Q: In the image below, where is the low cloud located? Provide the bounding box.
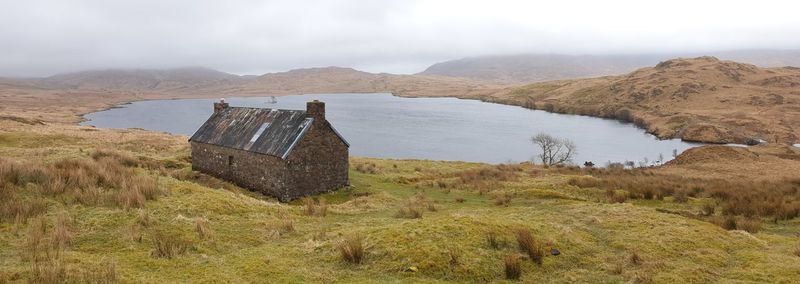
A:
[1,0,799,77]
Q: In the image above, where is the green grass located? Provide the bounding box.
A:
[1,127,800,283]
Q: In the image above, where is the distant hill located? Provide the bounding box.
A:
[420,50,800,83]
[233,66,504,97]
[419,54,664,83]
[40,67,248,92]
[714,49,800,68]
[0,66,508,123]
[480,56,800,144]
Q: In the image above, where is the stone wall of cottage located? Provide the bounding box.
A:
[190,120,348,202]
[190,142,293,200]
[285,120,349,200]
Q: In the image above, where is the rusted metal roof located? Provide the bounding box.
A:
[189,107,314,158]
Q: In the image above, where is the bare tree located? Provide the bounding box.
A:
[531,133,577,166]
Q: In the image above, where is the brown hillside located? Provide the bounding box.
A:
[482,57,800,144]
[0,67,506,123]
[662,144,800,180]
[235,66,502,97]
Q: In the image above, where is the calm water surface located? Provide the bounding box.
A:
[82,93,701,164]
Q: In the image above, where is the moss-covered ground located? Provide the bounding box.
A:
[1,123,799,283]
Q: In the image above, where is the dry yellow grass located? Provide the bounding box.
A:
[483,57,800,144]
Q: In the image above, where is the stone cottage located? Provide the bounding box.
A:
[189,99,349,201]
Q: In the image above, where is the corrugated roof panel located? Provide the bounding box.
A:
[189,107,312,158]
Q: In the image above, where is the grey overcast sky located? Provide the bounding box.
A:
[1,0,799,77]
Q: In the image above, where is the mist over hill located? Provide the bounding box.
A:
[39,67,248,91]
[419,49,800,83]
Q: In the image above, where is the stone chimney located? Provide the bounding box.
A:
[213,98,229,114]
[306,100,325,121]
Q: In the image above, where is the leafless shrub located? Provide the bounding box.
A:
[531,133,577,166]
[337,234,364,264]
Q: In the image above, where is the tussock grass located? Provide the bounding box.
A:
[568,171,800,220]
[515,229,544,265]
[29,258,66,284]
[447,247,461,267]
[0,151,161,214]
[51,212,72,249]
[277,219,295,235]
[398,163,523,191]
[609,263,624,275]
[605,189,628,203]
[3,129,800,282]
[354,162,380,174]
[712,216,762,233]
[629,251,642,265]
[303,198,328,217]
[394,204,423,219]
[128,224,144,243]
[337,234,364,264]
[194,217,213,239]
[487,232,507,250]
[27,217,53,262]
[80,259,118,284]
[136,210,154,227]
[150,230,192,259]
[493,193,512,206]
[0,195,48,224]
[736,218,762,233]
[701,203,716,216]
[504,254,522,280]
[267,218,295,238]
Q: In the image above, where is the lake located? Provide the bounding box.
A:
[82,93,701,165]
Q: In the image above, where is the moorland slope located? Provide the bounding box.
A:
[478,57,800,144]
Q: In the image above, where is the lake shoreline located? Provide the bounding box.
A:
[82,93,701,165]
